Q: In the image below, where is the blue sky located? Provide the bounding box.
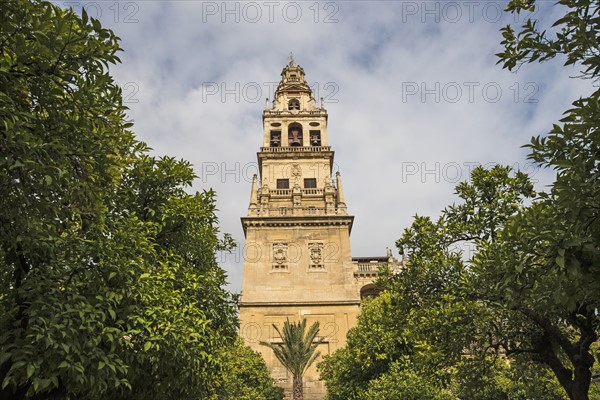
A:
[58,1,594,292]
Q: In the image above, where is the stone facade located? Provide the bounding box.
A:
[239,59,402,400]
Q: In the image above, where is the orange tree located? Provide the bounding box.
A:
[0,2,251,399]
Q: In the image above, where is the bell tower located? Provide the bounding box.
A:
[249,57,345,220]
[239,59,399,400]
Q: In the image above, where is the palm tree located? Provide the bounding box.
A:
[260,319,324,400]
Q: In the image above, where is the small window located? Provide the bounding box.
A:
[309,131,321,146]
[270,130,281,147]
[288,99,300,110]
[277,179,289,189]
[304,178,317,188]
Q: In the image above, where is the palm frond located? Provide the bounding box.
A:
[260,318,325,378]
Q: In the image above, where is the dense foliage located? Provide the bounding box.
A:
[210,338,284,400]
[0,1,278,399]
[320,167,570,400]
[491,0,600,397]
[321,1,600,399]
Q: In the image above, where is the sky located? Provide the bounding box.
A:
[58,0,594,292]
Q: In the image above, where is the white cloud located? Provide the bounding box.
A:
[70,0,596,291]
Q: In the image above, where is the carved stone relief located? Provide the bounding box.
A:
[308,242,324,270]
[272,242,288,270]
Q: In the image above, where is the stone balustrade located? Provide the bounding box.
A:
[270,189,291,196]
[251,206,345,217]
[263,109,327,117]
[266,188,324,196]
[356,262,384,272]
[260,146,331,153]
[352,258,404,278]
[302,188,324,195]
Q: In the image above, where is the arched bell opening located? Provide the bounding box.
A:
[288,98,300,110]
[309,130,321,146]
[288,123,303,147]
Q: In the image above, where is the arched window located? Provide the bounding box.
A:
[288,123,303,146]
[360,284,381,300]
[288,99,300,110]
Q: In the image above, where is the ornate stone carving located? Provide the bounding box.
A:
[291,163,302,183]
[272,242,288,270]
[308,242,324,270]
[262,179,270,193]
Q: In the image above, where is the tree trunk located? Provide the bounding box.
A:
[521,307,597,400]
[292,376,303,400]
[571,376,590,400]
[539,340,593,400]
[570,354,593,400]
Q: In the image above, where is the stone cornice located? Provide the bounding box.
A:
[257,147,335,176]
[263,109,328,120]
[258,149,334,159]
[241,215,354,236]
[258,149,334,160]
[239,300,360,307]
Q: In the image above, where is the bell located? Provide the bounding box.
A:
[290,130,302,146]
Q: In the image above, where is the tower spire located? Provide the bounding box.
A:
[270,58,317,113]
[248,174,258,214]
[336,171,347,214]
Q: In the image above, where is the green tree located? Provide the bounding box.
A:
[452,357,568,400]
[319,291,458,400]
[486,0,600,398]
[390,166,538,384]
[260,319,324,400]
[393,165,595,399]
[211,338,284,400]
[319,292,411,400]
[0,1,238,399]
[100,156,238,400]
[361,361,457,400]
[319,166,569,400]
[0,0,136,397]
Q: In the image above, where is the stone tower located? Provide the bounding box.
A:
[239,59,401,400]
